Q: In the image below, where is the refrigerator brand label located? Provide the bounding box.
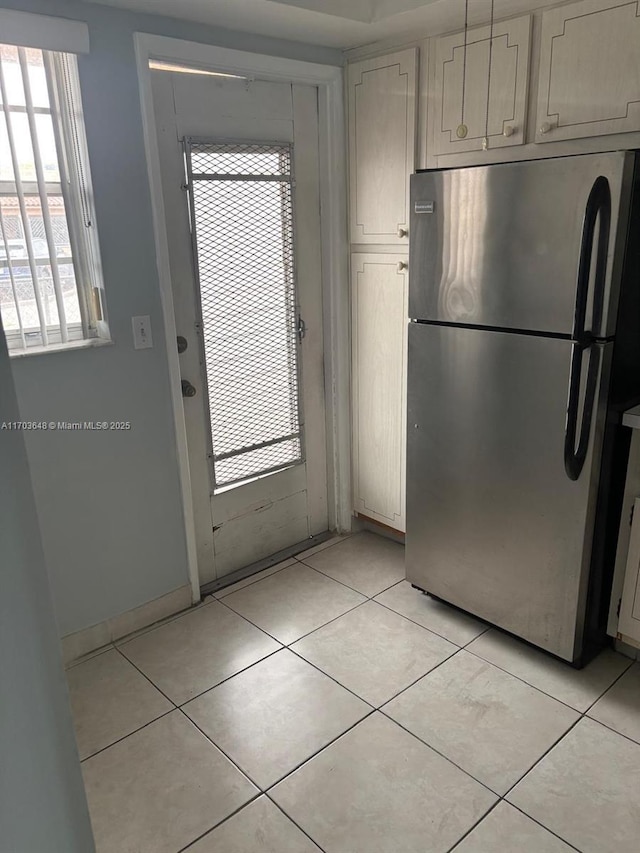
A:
[415,201,435,214]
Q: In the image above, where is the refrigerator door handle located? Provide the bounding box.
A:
[564,340,600,481]
[572,175,611,341]
[564,176,610,481]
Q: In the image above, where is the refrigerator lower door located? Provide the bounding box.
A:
[406,322,612,662]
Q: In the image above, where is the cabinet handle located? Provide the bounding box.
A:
[397,261,408,273]
[503,125,515,137]
[539,122,553,135]
[397,227,408,238]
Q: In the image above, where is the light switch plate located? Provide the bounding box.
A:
[132,315,153,349]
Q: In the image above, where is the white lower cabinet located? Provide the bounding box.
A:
[351,254,408,532]
[618,494,640,647]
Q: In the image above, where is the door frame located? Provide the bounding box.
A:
[134,32,351,601]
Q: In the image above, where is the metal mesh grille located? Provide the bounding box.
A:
[186,140,303,489]
[190,142,292,178]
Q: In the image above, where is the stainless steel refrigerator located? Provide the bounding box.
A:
[407,151,640,665]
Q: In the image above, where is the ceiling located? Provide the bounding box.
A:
[81,0,558,49]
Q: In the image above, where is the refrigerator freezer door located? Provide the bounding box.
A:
[409,152,634,337]
[406,322,612,661]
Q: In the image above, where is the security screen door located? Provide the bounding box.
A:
[152,69,328,585]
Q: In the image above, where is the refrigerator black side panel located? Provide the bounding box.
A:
[406,322,612,662]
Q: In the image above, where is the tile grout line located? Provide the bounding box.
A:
[221,561,469,661]
[376,644,464,709]
[501,714,584,800]
[174,646,285,709]
[286,643,379,708]
[372,591,488,648]
[581,655,635,714]
[174,788,264,853]
[582,712,640,748]
[265,793,328,853]
[462,643,629,715]
[444,799,502,853]
[377,701,498,797]
[217,584,369,648]
[214,592,382,710]
[213,557,299,599]
[262,708,378,796]
[173,704,377,851]
[176,705,263,790]
[295,556,405,599]
[114,644,180,708]
[495,679,630,853]
[78,706,176,764]
[378,698,585,853]
[505,802,583,852]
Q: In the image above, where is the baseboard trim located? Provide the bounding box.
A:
[615,634,640,659]
[61,584,193,667]
[353,512,405,543]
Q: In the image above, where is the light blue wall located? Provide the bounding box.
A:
[3,0,342,636]
[0,316,96,852]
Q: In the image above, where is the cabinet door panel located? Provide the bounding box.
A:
[352,254,408,531]
[348,50,417,245]
[617,496,640,646]
[433,16,531,155]
[536,0,640,143]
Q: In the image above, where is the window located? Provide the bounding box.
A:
[0,43,106,353]
[184,139,303,489]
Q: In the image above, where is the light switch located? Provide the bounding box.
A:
[132,315,153,349]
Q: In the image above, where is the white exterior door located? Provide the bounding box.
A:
[152,69,328,586]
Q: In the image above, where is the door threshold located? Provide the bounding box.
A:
[200,530,333,596]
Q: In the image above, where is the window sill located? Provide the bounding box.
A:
[9,337,113,359]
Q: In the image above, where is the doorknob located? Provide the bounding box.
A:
[181,379,197,398]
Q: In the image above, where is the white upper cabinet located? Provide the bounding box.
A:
[536,0,640,143]
[348,49,417,245]
[351,254,408,531]
[432,15,531,156]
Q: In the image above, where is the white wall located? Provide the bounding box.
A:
[1,0,341,637]
[0,316,95,852]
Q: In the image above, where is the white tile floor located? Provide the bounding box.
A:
[67,532,640,853]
